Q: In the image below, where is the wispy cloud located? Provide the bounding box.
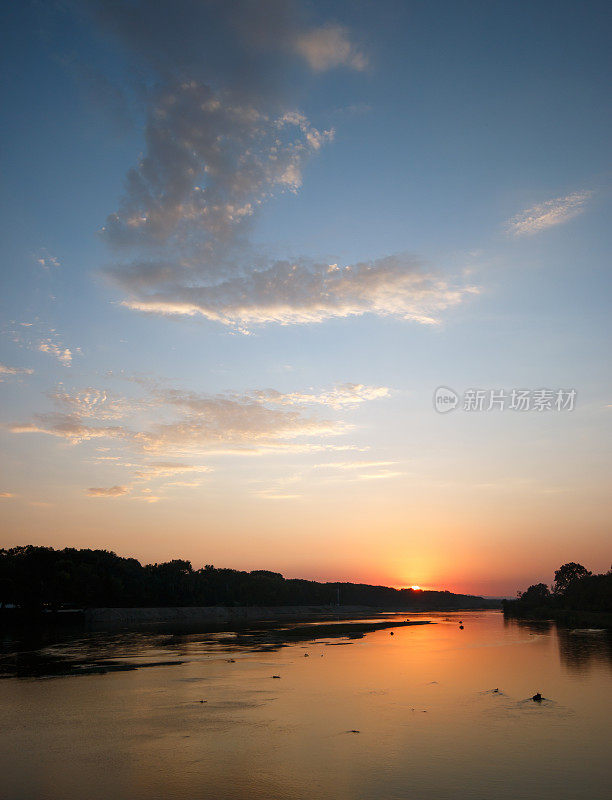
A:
[131,489,162,503]
[9,375,390,503]
[10,381,387,494]
[312,461,406,484]
[99,91,333,248]
[116,256,478,330]
[314,460,397,470]
[87,2,470,333]
[35,249,61,269]
[50,388,148,419]
[0,492,15,499]
[38,332,73,366]
[294,24,368,72]
[90,1,346,251]
[254,491,302,500]
[252,383,390,410]
[133,462,213,481]
[0,363,33,381]
[355,470,405,481]
[4,322,80,366]
[10,415,125,445]
[505,190,592,236]
[86,485,131,497]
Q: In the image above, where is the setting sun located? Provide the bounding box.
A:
[411,585,422,591]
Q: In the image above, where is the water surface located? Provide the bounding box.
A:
[1,611,610,799]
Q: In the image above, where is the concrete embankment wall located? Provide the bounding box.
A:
[84,605,377,626]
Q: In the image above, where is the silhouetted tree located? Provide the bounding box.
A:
[503,561,611,621]
[553,562,591,595]
[519,583,551,604]
[0,545,499,613]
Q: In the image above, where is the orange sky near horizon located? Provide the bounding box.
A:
[1,463,609,597]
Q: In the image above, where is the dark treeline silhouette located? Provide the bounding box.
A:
[502,562,612,625]
[0,545,498,612]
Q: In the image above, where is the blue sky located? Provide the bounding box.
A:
[0,0,610,595]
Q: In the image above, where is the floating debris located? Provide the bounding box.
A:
[532,692,543,703]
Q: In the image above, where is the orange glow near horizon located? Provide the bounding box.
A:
[2,477,610,597]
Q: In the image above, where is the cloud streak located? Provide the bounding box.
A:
[253,383,390,410]
[50,388,149,419]
[36,250,61,269]
[86,485,131,497]
[506,190,592,236]
[38,335,73,366]
[0,363,33,380]
[115,256,478,330]
[10,377,389,499]
[133,462,213,480]
[11,380,388,455]
[11,415,126,445]
[314,460,398,471]
[294,24,368,72]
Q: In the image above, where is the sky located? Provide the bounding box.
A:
[0,0,610,597]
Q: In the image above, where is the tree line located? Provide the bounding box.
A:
[502,562,612,622]
[0,545,498,612]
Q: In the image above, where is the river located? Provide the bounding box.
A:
[1,610,610,799]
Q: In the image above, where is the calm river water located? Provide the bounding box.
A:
[1,611,611,800]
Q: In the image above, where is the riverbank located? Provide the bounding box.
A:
[85,604,378,625]
[83,604,439,628]
[0,618,434,678]
[1,603,492,630]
